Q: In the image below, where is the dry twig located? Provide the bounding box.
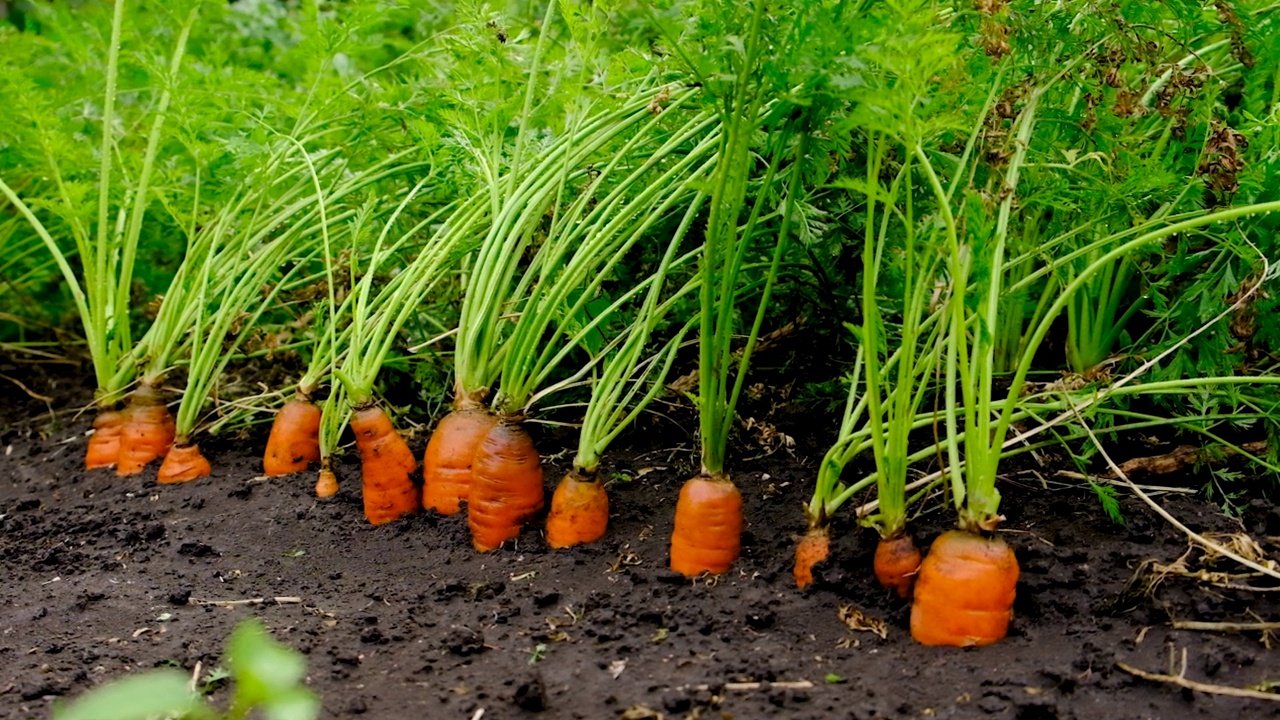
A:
[189,596,303,607]
[1173,620,1280,632]
[1070,406,1280,583]
[1118,648,1280,702]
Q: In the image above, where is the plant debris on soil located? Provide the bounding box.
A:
[2,369,1279,720]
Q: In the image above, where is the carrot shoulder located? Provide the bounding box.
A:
[910,530,1019,647]
[85,409,125,470]
[545,469,609,549]
[468,420,544,552]
[422,404,497,515]
[263,398,322,476]
[158,442,211,484]
[117,387,176,477]
[669,474,742,576]
[351,406,419,525]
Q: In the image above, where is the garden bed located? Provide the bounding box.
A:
[2,369,1278,720]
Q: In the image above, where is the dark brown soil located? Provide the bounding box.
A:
[2,365,1279,720]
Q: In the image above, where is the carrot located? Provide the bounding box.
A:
[116,386,176,477]
[422,402,497,515]
[793,527,830,589]
[351,406,419,525]
[263,398,322,476]
[874,533,922,598]
[157,443,211,484]
[669,474,742,576]
[468,420,544,552]
[910,530,1019,647]
[545,469,608,549]
[315,459,339,499]
[85,409,125,470]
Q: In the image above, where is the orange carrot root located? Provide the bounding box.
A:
[85,409,125,470]
[263,398,322,476]
[468,420,544,553]
[315,460,339,499]
[793,527,830,589]
[910,530,1019,647]
[669,474,742,576]
[874,533,923,598]
[157,443,211,484]
[422,404,497,515]
[351,406,419,525]
[116,387,175,477]
[545,469,609,549]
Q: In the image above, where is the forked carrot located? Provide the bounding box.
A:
[351,405,419,525]
[157,443,211,484]
[545,469,608,549]
[85,409,125,470]
[793,527,830,589]
[422,400,497,514]
[315,458,339,499]
[874,533,922,598]
[263,397,322,476]
[117,386,176,477]
[468,420,544,552]
[910,530,1019,646]
[669,474,742,576]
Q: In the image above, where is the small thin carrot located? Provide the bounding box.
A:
[422,402,497,515]
[874,533,922,598]
[669,474,742,576]
[157,442,211,484]
[545,468,608,549]
[116,386,175,477]
[468,420,544,552]
[793,527,830,589]
[351,405,419,525]
[85,409,125,470]
[263,397,322,476]
[315,458,339,499]
[910,530,1019,647]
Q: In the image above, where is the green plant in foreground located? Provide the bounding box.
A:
[53,618,318,720]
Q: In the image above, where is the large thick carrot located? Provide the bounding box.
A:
[874,533,922,598]
[793,527,830,589]
[117,387,176,477]
[545,469,608,549]
[669,474,742,576]
[85,409,125,470]
[157,443,211,484]
[422,402,497,514]
[263,398,322,476]
[910,530,1019,647]
[468,420,544,552]
[351,406,419,525]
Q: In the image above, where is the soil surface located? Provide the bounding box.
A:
[2,364,1280,720]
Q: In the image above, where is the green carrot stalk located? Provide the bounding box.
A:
[0,0,199,410]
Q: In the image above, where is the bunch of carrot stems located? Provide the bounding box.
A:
[789,0,1280,649]
[425,97,723,550]
[0,0,198,466]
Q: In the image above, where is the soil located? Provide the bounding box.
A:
[2,363,1280,720]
